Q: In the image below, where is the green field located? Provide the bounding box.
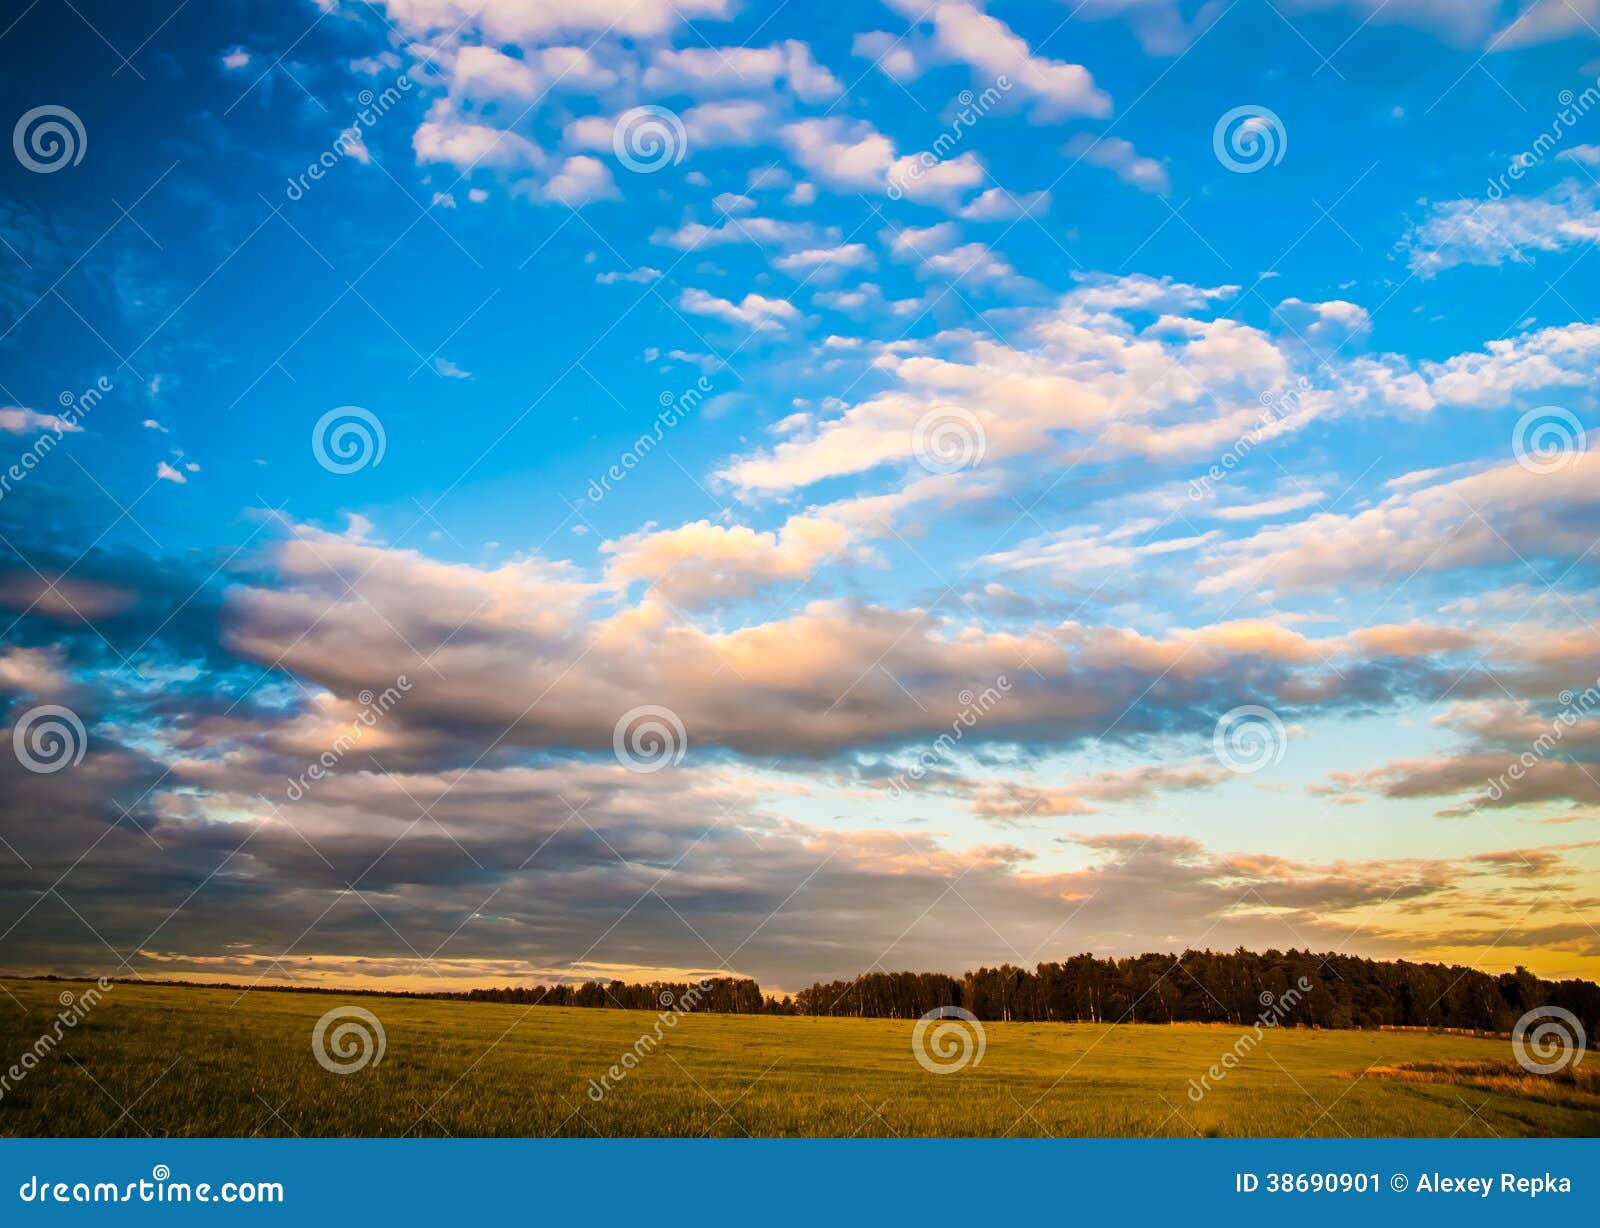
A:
[2,979,1595,1137]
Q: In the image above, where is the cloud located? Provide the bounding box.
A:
[1069,0,1226,54]
[643,40,842,102]
[781,117,986,208]
[717,273,1294,494]
[1063,134,1170,194]
[883,0,1111,121]
[682,99,778,147]
[0,407,82,435]
[851,30,921,81]
[540,154,620,205]
[596,266,662,284]
[1491,0,1600,48]
[603,515,852,607]
[446,44,622,104]
[958,187,1050,220]
[1419,320,1600,407]
[413,102,543,170]
[373,0,735,43]
[678,288,802,331]
[1,713,1534,988]
[650,214,822,251]
[771,244,875,275]
[1198,463,1600,596]
[885,220,1030,286]
[216,522,1473,767]
[156,461,187,484]
[1400,182,1600,275]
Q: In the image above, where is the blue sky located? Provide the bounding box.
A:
[2,0,1600,993]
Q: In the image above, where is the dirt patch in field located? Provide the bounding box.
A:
[1354,1059,1598,1112]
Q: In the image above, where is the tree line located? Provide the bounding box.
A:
[458,948,1600,1035]
[42,947,1596,1035]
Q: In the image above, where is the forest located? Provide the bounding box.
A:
[458,947,1600,1034]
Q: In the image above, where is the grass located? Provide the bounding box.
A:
[1,979,1595,1138]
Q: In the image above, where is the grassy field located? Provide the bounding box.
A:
[1,979,1595,1137]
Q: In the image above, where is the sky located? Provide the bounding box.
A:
[2,0,1599,996]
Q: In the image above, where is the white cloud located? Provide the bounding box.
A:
[156,462,187,484]
[958,187,1050,220]
[596,266,662,284]
[781,117,986,208]
[851,30,922,81]
[678,287,802,331]
[1491,0,1600,48]
[651,215,823,251]
[1063,133,1170,195]
[413,102,543,170]
[772,244,875,274]
[643,40,841,102]
[681,99,776,148]
[0,407,82,435]
[374,0,734,43]
[541,154,619,205]
[1198,463,1600,595]
[883,0,1110,121]
[1401,182,1600,275]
